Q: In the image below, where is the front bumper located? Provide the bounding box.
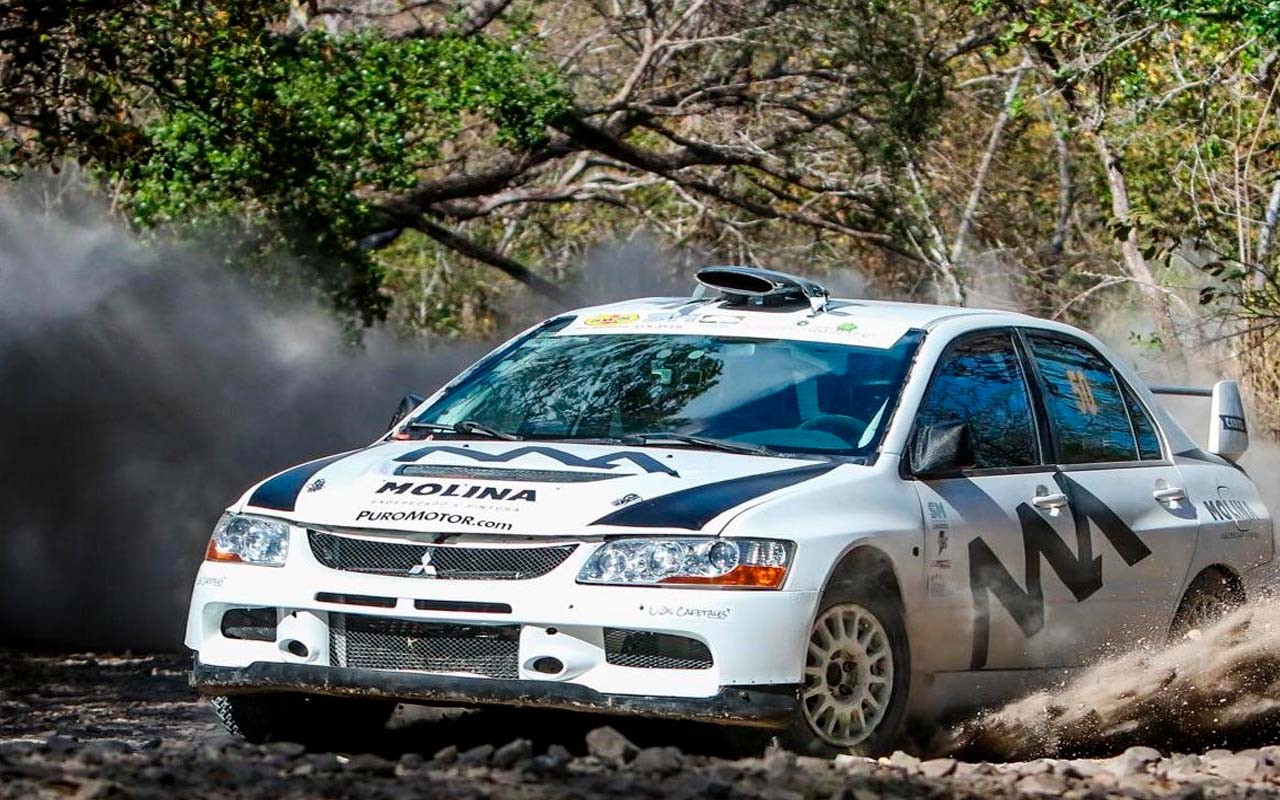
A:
[192,661,797,727]
[185,528,818,718]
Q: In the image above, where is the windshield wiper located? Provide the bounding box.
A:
[402,420,521,441]
[620,431,774,456]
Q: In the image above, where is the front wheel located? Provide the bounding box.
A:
[779,584,910,757]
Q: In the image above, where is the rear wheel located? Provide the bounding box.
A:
[210,693,395,747]
[779,581,910,757]
[1169,568,1244,641]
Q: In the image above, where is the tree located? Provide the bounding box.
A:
[1,1,571,321]
[3,0,983,324]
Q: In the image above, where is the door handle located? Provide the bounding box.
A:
[1153,487,1187,503]
[1032,492,1070,510]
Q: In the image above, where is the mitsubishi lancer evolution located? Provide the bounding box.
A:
[187,266,1273,755]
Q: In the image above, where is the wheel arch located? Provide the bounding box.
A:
[822,544,905,607]
[1181,563,1246,604]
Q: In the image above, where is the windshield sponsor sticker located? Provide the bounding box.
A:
[584,312,640,327]
[558,308,910,348]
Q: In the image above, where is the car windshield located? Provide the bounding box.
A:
[412,323,923,458]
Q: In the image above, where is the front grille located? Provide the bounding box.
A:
[603,629,714,670]
[330,614,519,679]
[309,531,576,580]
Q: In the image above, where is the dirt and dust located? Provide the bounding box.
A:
[943,598,1280,761]
[7,636,1280,799]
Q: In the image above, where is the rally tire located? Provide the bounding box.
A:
[779,581,910,758]
[210,693,395,747]
[1168,567,1244,642]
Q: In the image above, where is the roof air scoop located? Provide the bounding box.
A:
[695,266,829,312]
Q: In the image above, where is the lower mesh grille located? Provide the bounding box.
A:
[330,614,519,679]
[603,629,713,670]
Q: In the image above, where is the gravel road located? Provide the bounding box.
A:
[5,650,1280,799]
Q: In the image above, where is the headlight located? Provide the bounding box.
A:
[577,538,792,589]
[204,513,291,567]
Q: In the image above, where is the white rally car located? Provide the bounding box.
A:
[187,267,1273,755]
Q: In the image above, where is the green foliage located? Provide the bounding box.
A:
[127,12,566,320]
[1135,0,1280,42]
[3,1,569,322]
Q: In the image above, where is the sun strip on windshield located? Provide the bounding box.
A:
[557,308,912,349]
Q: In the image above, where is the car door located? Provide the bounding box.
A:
[1019,330,1199,651]
[909,329,1088,672]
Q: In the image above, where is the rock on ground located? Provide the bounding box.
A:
[4,650,1280,799]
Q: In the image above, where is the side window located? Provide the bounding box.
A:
[915,332,1039,469]
[1025,334,1138,464]
[1121,382,1163,460]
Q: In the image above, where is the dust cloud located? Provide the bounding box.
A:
[0,187,697,652]
[942,597,1280,760]
[0,197,496,650]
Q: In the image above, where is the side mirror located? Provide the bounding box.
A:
[387,393,425,432]
[911,422,975,477]
[1209,380,1248,462]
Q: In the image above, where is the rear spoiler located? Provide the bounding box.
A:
[1150,381,1248,461]
[1150,385,1212,397]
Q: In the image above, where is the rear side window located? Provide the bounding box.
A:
[1025,334,1138,464]
[915,332,1039,469]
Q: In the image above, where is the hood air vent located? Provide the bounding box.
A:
[696,266,829,311]
[395,464,620,482]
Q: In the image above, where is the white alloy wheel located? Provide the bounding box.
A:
[800,602,895,747]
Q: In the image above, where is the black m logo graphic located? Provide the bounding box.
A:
[968,473,1153,670]
[393,444,680,477]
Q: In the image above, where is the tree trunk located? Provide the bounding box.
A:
[1088,129,1185,367]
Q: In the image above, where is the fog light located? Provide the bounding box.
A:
[530,656,564,675]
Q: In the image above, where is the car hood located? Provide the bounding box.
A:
[235,440,846,536]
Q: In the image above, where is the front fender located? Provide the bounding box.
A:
[718,458,924,607]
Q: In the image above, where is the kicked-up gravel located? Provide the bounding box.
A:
[6,650,1280,799]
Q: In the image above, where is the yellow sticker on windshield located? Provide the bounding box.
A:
[1066,370,1099,416]
[583,312,640,327]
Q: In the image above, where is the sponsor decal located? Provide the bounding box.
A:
[394,444,679,477]
[837,322,858,333]
[1065,370,1100,416]
[306,478,325,493]
[967,473,1152,670]
[647,604,730,621]
[196,576,225,588]
[354,509,513,530]
[583,312,640,327]
[375,480,537,502]
[612,493,642,507]
[1203,498,1259,523]
[697,313,744,325]
[1220,414,1248,433]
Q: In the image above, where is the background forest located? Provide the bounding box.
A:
[4,0,1280,426]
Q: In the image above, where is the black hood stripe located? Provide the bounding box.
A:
[247,451,356,512]
[591,462,839,531]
